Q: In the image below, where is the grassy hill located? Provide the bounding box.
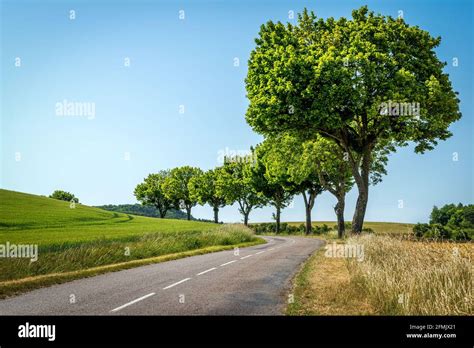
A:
[0,189,128,230]
[0,189,261,295]
[0,189,221,246]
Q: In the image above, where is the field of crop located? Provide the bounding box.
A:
[288,230,473,316]
[347,235,473,315]
[0,189,261,291]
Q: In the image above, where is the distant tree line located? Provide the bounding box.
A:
[49,190,79,203]
[414,204,473,240]
[95,204,191,220]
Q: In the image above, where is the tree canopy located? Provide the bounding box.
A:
[162,166,203,220]
[216,156,267,225]
[134,170,172,218]
[245,6,461,232]
[188,168,227,223]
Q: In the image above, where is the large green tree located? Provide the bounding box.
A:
[216,155,266,226]
[252,145,294,233]
[188,168,226,223]
[259,134,324,235]
[134,171,172,218]
[303,137,354,237]
[162,166,202,220]
[245,6,461,233]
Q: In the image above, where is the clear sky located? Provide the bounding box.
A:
[1,0,473,224]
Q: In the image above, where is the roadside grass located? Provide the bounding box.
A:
[287,222,473,315]
[0,189,264,297]
[0,224,261,282]
[0,234,264,299]
[287,246,374,315]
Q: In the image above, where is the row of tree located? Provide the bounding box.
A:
[134,134,367,238]
[136,6,461,238]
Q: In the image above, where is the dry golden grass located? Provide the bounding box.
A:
[288,235,473,315]
[287,246,374,315]
[347,235,473,315]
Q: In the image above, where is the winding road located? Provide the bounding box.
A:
[0,236,323,315]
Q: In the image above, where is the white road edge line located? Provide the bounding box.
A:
[240,254,253,259]
[196,267,217,276]
[220,260,237,267]
[163,278,191,290]
[110,292,155,312]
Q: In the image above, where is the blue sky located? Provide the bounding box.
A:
[1,0,472,223]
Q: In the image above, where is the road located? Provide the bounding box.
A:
[0,236,324,315]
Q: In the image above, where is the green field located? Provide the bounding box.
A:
[0,189,261,292]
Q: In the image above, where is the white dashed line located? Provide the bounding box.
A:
[268,248,275,251]
[196,267,217,276]
[240,254,253,259]
[220,260,237,267]
[163,278,191,290]
[255,250,266,255]
[110,292,155,312]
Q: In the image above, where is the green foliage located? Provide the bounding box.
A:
[256,134,323,233]
[246,6,460,152]
[415,204,473,240]
[134,171,172,218]
[313,224,331,234]
[162,166,203,220]
[188,168,226,222]
[252,144,295,232]
[95,204,190,220]
[49,190,78,203]
[430,203,462,225]
[245,6,461,233]
[251,222,305,235]
[413,223,431,238]
[251,222,331,235]
[306,137,354,194]
[215,156,267,224]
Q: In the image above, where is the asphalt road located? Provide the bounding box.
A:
[0,236,324,315]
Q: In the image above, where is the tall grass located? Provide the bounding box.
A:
[347,235,473,315]
[0,224,258,282]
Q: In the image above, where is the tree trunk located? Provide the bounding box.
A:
[275,205,281,234]
[352,187,368,233]
[348,146,371,234]
[335,195,345,239]
[305,204,312,235]
[157,206,166,218]
[186,207,191,221]
[243,213,249,226]
[213,206,219,223]
[302,191,312,235]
